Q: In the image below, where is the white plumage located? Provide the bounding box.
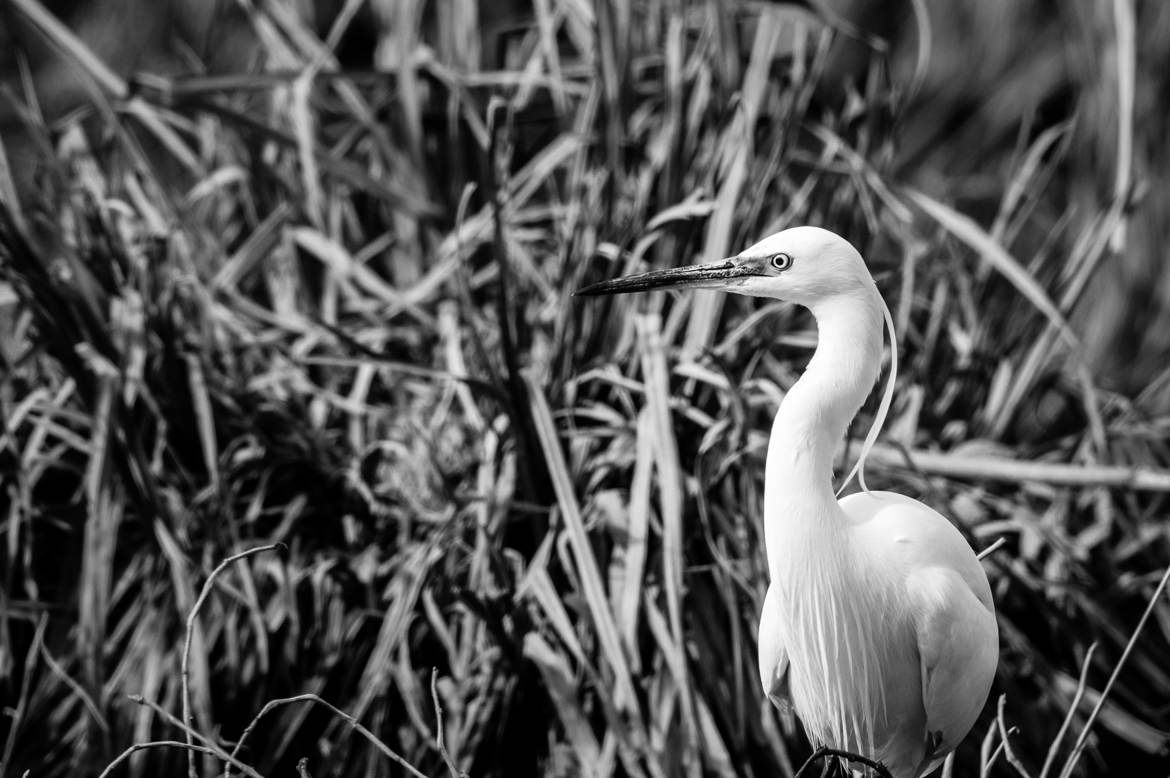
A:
[579,226,999,777]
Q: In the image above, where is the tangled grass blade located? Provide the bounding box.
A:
[1,1,1169,776]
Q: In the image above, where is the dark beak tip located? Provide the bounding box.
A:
[573,282,613,297]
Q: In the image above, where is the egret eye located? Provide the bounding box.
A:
[770,253,793,271]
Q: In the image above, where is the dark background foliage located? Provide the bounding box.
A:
[1,1,1168,777]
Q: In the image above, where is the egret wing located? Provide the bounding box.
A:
[908,566,999,772]
[840,491,998,774]
[758,584,792,713]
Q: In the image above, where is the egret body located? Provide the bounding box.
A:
[578,227,998,777]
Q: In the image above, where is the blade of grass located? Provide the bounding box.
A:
[523,632,604,777]
[0,616,47,772]
[524,369,639,712]
[348,544,442,727]
[682,6,782,357]
[615,409,653,668]
[183,352,219,496]
[1108,0,1135,252]
[905,188,1079,348]
[78,369,119,763]
[635,313,697,755]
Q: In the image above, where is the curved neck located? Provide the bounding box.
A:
[763,290,884,549]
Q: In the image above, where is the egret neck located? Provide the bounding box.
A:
[764,288,884,573]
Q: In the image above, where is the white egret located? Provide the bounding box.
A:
[577,227,998,778]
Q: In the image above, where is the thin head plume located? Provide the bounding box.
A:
[836,291,898,497]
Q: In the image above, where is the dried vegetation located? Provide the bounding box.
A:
[1,1,1169,777]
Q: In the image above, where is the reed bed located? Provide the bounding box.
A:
[1,1,1168,776]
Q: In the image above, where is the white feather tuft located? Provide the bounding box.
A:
[781,540,891,764]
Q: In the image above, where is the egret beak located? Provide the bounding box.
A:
[575,256,765,296]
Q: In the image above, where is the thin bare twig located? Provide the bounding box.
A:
[1058,563,1170,778]
[125,695,262,778]
[794,746,893,778]
[996,695,1032,778]
[867,444,1170,491]
[225,693,429,778]
[978,715,998,776]
[1040,643,1098,778]
[97,741,264,778]
[982,740,1010,778]
[183,543,285,778]
[977,537,1007,561]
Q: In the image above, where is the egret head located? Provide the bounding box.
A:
[576,226,874,306]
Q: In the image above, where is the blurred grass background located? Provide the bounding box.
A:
[1,1,1169,777]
